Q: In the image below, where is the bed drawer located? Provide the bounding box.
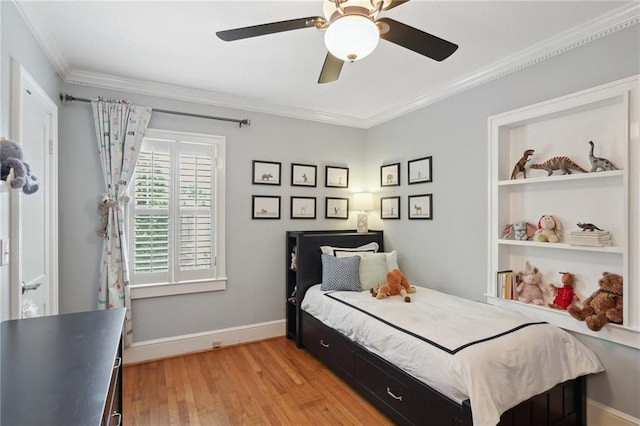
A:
[354,353,460,426]
[301,314,354,377]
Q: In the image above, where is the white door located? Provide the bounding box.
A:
[10,61,58,319]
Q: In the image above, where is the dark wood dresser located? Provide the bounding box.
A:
[1,308,126,426]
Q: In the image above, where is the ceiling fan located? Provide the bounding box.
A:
[216,0,458,84]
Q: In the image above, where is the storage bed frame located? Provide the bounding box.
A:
[289,230,586,426]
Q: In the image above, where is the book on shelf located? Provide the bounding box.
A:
[567,230,613,247]
[496,270,517,300]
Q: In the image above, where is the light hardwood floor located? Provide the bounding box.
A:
[123,337,394,425]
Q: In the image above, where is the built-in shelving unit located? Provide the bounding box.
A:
[487,75,639,349]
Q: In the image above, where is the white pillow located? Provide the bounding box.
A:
[320,242,379,257]
[385,250,399,271]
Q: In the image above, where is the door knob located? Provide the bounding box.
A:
[21,281,42,294]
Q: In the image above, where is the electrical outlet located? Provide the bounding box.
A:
[212,340,222,348]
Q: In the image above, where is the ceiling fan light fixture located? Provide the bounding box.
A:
[324,14,379,62]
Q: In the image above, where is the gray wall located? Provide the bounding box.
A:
[365,24,640,419]
[0,1,60,320]
[58,84,367,339]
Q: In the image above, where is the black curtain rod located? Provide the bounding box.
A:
[60,94,251,128]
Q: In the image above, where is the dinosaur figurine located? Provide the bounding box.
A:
[530,156,588,176]
[588,141,618,172]
[510,149,535,180]
[577,222,603,232]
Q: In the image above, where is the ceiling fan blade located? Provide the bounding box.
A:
[377,18,458,61]
[382,0,410,11]
[217,16,323,41]
[318,53,344,84]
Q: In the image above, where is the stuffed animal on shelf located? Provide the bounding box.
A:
[516,261,545,305]
[568,272,623,331]
[548,272,579,310]
[534,215,561,243]
[503,220,536,241]
[0,137,39,194]
[370,269,416,302]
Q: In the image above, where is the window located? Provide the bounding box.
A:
[128,129,226,298]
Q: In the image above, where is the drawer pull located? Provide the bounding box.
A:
[386,387,403,401]
[320,339,330,348]
[113,356,122,370]
[111,411,122,426]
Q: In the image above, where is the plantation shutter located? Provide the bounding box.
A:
[133,148,170,282]
[131,137,216,286]
[177,145,215,281]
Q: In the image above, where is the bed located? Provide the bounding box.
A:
[290,230,604,426]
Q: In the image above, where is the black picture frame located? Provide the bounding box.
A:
[408,156,433,184]
[408,194,433,220]
[290,196,316,219]
[291,163,317,187]
[252,160,281,185]
[325,197,349,219]
[380,196,400,220]
[252,195,281,219]
[381,163,400,187]
[325,166,349,188]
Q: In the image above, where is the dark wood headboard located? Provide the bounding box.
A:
[290,230,384,295]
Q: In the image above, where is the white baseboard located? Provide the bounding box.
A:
[588,399,640,426]
[123,319,285,365]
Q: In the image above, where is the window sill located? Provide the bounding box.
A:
[130,278,227,299]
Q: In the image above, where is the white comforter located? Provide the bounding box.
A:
[301,285,603,426]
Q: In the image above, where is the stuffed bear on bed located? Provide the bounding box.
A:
[370,269,416,302]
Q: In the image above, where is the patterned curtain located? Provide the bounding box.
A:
[92,100,152,346]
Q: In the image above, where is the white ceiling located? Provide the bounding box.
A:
[16,1,639,127]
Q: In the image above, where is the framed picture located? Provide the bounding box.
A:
[252,195,280,219]
[381,163,400,187]
[290,196,316,219]
[380,196,400,219]
[408,194,433,220]
[291,163,317,187]
[252,160,281,185]
[325,197,349,219]
[325,166,349,188]
[408,156,433,184]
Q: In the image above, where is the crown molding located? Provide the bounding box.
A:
[64,70,366,128]
[17,1,639,129]
[362,3,640,127]
[13,0,70,77]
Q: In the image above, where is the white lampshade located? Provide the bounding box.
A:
[324,15,379,62]
[353,192,374,211]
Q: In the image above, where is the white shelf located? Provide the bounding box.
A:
[498,169,623,186]
[487,75,639,349]
[487,296,640,349]
[498,239,623,253]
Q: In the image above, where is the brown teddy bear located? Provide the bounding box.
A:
[567,272,623,331]
[370,269,416,302]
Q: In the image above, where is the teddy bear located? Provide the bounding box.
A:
[96,193,126,238]
[534,214,561,243]
[548,271,579,310]
[515,261,545,305]
[0,137,39,194]
[370,269,416,302]
[568,272,623,331]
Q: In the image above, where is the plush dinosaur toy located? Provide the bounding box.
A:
[370,269,416,302]
[0,137,39,194]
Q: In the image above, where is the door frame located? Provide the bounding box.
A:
[9,60,59,318]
